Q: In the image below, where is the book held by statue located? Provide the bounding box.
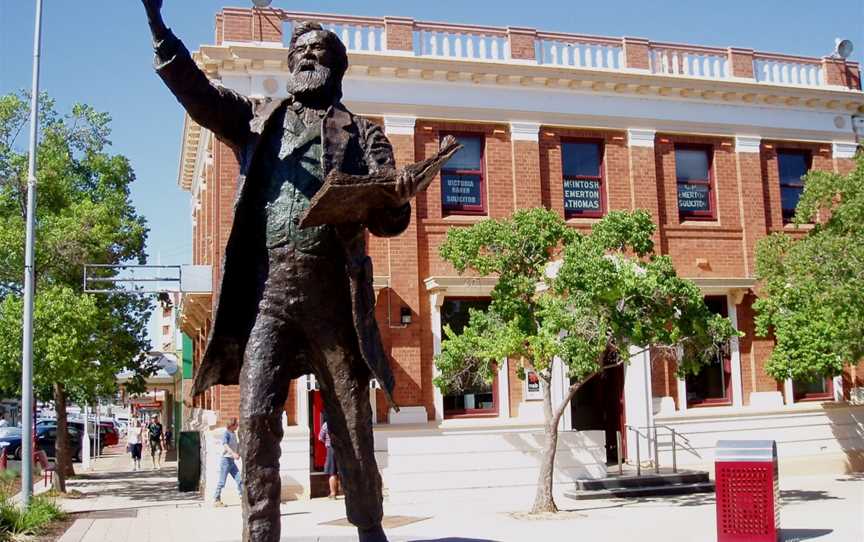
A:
[300,135,462,228]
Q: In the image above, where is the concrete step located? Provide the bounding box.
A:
[566,481,715,500]
[576,470,709,490]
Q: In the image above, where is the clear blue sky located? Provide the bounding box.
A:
[1,0,862,344]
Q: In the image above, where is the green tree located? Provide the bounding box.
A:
[755,151,863,386]
[0,92,152,490]
[436,208,738,514]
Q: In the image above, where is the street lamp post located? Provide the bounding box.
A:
[21,0,45,507]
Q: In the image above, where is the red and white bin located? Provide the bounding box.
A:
[715,440,779,542]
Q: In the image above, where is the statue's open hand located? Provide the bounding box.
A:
[395,169,421,202]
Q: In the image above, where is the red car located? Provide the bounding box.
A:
[97,422,119,446]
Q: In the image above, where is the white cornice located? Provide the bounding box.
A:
[383,115,417,135]
[178,115,203,191]
[832,141,859,159]
[197,44,864,115]
[627,128,656,147]
[509,121,540,141]
[734,135,762,154]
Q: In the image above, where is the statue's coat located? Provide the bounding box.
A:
[154,32,408,404]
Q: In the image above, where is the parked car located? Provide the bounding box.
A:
[37,419,116,445]
[34,421,106,461]
[0,427,22,460]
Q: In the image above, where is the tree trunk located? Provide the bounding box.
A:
[53,382,73,491]
[531,375,559,514]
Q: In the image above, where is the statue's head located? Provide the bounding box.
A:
[286,22,348,104]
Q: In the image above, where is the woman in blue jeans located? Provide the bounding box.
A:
[214,418,242,506]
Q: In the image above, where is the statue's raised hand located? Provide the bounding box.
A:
[142,0,168,40]
[142,0,163,17]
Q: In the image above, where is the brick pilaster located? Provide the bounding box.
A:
[382,117,426,417]
[218,8,254,43]
[623,37,650,71]
[727,48,755,79]
[833,141,859,175]
[627,129,662,245]
[384,17,414,52]
[509,122,543,208]
[507,27,537,61]
[823,57,862,89]
[251,9,283,43]
[734,136,766,277]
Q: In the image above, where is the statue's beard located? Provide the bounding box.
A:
[287,63,336,103]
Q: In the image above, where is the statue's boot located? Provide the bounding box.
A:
[358,524,388,542]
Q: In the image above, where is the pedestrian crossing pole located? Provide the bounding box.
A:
[21,0,44,508]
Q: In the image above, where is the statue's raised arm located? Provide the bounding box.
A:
[141,0,253,150]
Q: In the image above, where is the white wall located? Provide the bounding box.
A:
[383,429,606,506]
[653,403,864,475]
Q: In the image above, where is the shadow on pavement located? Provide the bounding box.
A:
[564,487,842,510]
[779,490,841,503]
[65,467,200,503]
[779,528,833,541]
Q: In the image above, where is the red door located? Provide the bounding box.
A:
[310,391,326,470]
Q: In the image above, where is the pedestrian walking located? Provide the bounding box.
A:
[146,415,164,469]
[127,419,144,471]
[214,418,242,507]
[318,418,339,499]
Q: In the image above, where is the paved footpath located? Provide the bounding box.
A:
[54,451,864,542]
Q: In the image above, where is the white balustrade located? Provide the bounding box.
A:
[754,59,823,86]
[285,21,385,53]
[650,48,729,79]
[417,29,509,61]
[539,39,623,69]
[281,17,833,91]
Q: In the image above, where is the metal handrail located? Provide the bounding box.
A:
[624,424,689,475]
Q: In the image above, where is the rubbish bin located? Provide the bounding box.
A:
[178,431,201,492]
[715,440,779,542]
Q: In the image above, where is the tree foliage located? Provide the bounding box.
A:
[755,151,864,383]
[436,208,738,513]
[0,92,153,482]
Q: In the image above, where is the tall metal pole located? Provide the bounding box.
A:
[21,0,45,508]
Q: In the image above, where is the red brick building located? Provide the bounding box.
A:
[176,8,864,501]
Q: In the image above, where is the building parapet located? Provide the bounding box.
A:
[243,9,862,91]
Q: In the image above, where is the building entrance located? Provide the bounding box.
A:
[570,364,625,464]
[308,390,326,471]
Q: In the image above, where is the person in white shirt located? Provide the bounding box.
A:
[126,419,143,471]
